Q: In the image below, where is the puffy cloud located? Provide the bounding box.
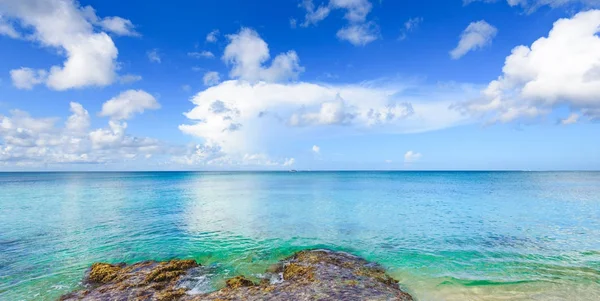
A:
[336,22,379,46]
[118,74,142,84]
[180,29,474,158]
[222,28,304,82]
[455,10,600,122]
[10,68,47,89]
[283,158,295,166]
[203,71,221,86]
[180,80,471,156]
[0,13,19,38]
[99,90,160,120]
[404,151,422,163]
[206,29,219,43]
[97,16,138,36]
[0,103,162,166]
[399,17,423,40]
[559,113,579,125]
[0,0,126,90]
[299,0,379,46]
[301,0,332,26]
[450,20,497,59]
[147,49,161,63]
[312,145,320,153]
[65,102,90,133]
[465,0,600,12]
[188,51,215,59]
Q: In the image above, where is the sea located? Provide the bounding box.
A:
[0,171,599,300]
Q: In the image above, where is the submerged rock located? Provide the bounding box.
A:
[61,250,414,301]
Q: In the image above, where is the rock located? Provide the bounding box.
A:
[60,259,199,301]
[61,250,414,301]
[225,276,255,289]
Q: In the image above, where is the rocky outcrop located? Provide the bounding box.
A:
[61,249,414,301]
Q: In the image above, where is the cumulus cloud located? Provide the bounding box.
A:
[465,0,600,13]
[222,28,304,82]
[180,80,471,156]
[0,0,129,90]
[404,151,422,163]
[147,49,161,63]
[65,102,90,133]
[118,74,142,84]
[312,145,320,153]
[336,22,379,46]
[450,20,497,59]
[0,13,19,38]
[188,51,215,59]
[10,68,47,89]
[454,10,600,123]
[299,0,379,46]
[399,17,423,40]
[559,113,579,125]
[97,16,139,36]
[180,29,474,158]
[206,29,219,43]
[203,71,221,86]
[283,158,295,166]
[0,103,163,166]
[99,90,160,120]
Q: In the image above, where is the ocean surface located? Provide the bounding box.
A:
[0,171,599,300]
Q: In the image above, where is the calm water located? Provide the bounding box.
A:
[0,172,599,300]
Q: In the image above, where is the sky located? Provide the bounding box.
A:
[0,0,599,171]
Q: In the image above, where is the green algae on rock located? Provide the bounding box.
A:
[60,250,414,301]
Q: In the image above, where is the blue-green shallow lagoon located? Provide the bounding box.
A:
[1,171,599,300]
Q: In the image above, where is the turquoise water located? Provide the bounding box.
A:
[0,171,599,300]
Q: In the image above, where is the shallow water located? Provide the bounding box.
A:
[0,171,599,300]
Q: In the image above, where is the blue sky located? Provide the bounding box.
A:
[0,0,599,170]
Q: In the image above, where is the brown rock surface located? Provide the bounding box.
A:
[61,249,414,301]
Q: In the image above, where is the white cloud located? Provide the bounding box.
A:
[0,14,19,38]
[399,17,423,40]
[10,68,47,90]
[0,103,163,166]
[98,16,139,36]
[404,151,422,163]
[290,18,297,29]
[283,158,295,166]
[222,28,304,82]
[336,22,379,46]
[99,90,160,120]
[203,71,221,86]
[300,0,379,46]
[455,10,600,123]
[450,20,497,59]
[182,84,192,92]
[147,49,161,63]
[465,0,600,13]
[180,29,474,158]
[301,0,332,26]
[559,113,579,125]
[180,80,472,156]
[65,102,90,133]
[206,29,219,43]
[188,51,215,59]
[312,145,320,153]
[1,0,126,90]
[118,74,142,84]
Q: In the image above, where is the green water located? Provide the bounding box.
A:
[1,172,599,300]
